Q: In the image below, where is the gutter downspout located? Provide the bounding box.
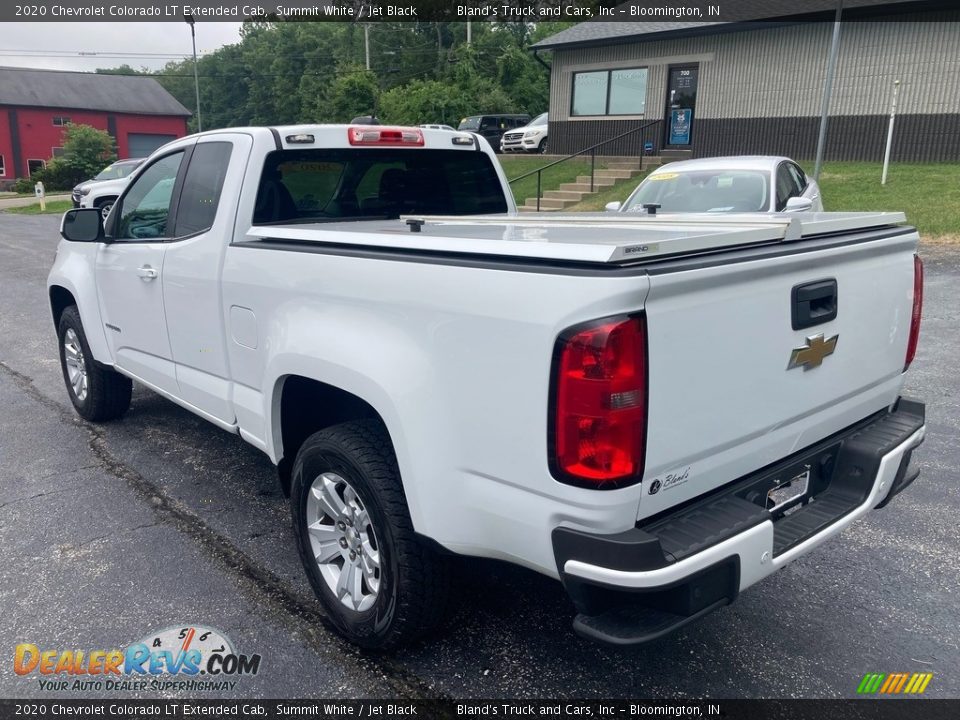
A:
[532,48,551,72]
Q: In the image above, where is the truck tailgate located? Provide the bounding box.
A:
[638,226,919,520]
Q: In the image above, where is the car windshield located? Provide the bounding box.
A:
[623,169,770,213]
[253,147,508,225]
[94,162,139,181]
[529,113,548,127]
[458,117,481,131]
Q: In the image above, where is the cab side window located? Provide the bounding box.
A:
[173,142,233,236]
[113,152,185,240]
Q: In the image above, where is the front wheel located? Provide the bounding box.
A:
[538,138,548,154]
[96,198,116,222]
[291,420,451,649]
[57,305,132,421]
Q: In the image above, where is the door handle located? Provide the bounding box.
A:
[137,265,158,281]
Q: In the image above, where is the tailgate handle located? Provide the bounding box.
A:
[792,279,837,330]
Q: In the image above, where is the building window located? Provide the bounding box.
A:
[52,147,65,158]
[28,159,46,176]
[571,67,648,116]
[53,116,71,126]
[0,154,5,177]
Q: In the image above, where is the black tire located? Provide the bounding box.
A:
[291,420,451,649]
[538,138,548,154]
[57,305,132,422]
[95,197,116,222]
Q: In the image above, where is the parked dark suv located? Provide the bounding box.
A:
[457,114,530,151]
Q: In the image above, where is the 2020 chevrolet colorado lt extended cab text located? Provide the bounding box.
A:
[48,125,925,649]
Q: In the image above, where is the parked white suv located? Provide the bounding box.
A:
[501,112,548,154]
[72,158,144,221]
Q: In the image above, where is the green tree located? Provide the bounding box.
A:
[325,65,379,122]
[113,19,564,131]
[36,124,116,188]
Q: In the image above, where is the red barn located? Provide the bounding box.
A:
[0,67,191,181]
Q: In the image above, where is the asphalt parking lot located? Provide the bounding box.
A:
[1,213,958,700]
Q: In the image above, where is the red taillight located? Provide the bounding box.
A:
[550,315,648,488]
[347,127,424,146]
[905,254,923,371]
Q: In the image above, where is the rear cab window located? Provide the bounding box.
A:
[253,148,508,224]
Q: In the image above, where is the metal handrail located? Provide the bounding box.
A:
[508,119,662,211]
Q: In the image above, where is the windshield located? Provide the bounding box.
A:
[623,169,770,213]
[94,162,139,181]
[253,148,508,224]
[458,117,481,131]
[529,113,548,127]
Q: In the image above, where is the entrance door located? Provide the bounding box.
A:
[664,65,699,148]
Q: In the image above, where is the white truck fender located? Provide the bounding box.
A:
[47,240,112,365]
[261,310,453,532]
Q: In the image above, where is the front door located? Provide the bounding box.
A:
[95,149,188,394]
[664,65,699,148]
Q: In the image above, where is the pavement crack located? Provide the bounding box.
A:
[0,359,446,700]
[0,481,86,511]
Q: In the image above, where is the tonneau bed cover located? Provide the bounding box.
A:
[243,211,908,265]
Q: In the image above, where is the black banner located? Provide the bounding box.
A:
[1,700,959,720]
[3,0,955,24]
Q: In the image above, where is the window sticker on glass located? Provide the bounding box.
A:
[650,172,679,181]
[717,176,734,187]
[278,161,343,174]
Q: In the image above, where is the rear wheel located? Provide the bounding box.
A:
[57,305,132,421]
[291,420,451,649]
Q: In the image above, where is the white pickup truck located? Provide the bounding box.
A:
[48,125,925,649]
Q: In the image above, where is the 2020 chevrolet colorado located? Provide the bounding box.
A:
[48,125,925,648]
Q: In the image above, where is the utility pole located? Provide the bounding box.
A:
[813,0,843,182]
[183,11,202,132]
[466,21,471,45]
[881,79,901,186]
[364,24,371,70]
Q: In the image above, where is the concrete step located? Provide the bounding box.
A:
[524,197,573,210]
[661,149,693,160]
[543,189,588,201]
[594,169,637,180]
[605,161,643,171]
[576,175,616,187]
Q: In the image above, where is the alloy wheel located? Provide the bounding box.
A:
[305,471,381,612]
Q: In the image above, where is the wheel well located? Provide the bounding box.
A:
[94,196,117,207]
[49,286,76,329]
[276,376,383,496]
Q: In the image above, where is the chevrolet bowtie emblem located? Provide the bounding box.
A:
[788,333,839,370]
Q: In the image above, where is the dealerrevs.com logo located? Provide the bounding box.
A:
[14,625,261,693]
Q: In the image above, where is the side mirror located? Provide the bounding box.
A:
[784,196,814,212]
[60,208,104,242]
[605,201,622,212]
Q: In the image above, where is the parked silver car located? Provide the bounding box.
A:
[606,156,823,214]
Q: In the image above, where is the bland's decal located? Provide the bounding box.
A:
[651,467,691,493]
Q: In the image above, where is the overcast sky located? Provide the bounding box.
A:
[0,22,243,72]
